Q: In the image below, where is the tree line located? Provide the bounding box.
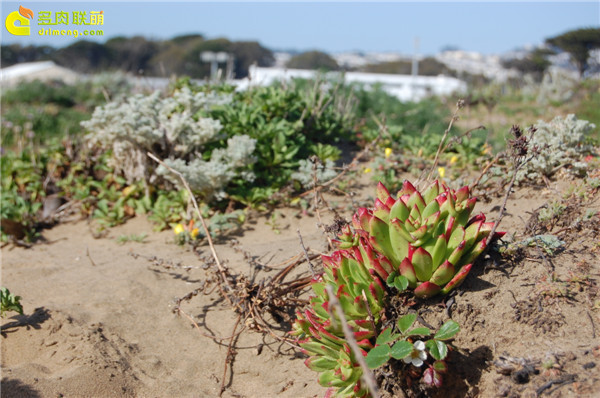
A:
[1,35,275,79]
[1,28,598,79]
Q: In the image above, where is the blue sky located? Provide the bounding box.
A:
[2,1,599,55]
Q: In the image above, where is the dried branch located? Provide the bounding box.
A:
[426,99,465,182]
[147,152,237,309]
[325,285,380,398]
[486,126,538,247]
[297,229,317,277]
[311,158,334,248]
[220,314,242,396]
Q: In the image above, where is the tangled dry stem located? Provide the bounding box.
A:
[147,152,329,396]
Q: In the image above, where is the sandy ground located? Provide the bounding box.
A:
[2,175,600,398]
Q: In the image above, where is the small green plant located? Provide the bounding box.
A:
[173,220,201,245]
[309,142,342,162]
[365,314,459,387]
[208,80,354,203]
[207,210,245,236]
[172,210,245,245]
[116,233,148,245]
[1,287,23,317]
[538,201,566,223]
[265,211,283,234]
[147,190,189,231]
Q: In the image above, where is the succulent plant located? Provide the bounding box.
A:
[337,180,503,298]
[293,250,385,397]
[294,179,502,397]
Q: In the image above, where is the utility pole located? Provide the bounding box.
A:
[412,37,420,76]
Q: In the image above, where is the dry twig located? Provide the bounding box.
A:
[486,126,538,247]
[147,152,238,309]
[425,99,465,182]
[326,285,380,398]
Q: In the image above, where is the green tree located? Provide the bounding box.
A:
[0,44,55,66]
[361,57,451,76]
[286,51,339,71]
[52,40,112,73]
[148,34,204,77]
[362,60,412,74]
[104,36,159,74]
[180,38,274,79]
[502,48,553,82]
[229,41,274,78]
[184,37,232,78]
[546,28,600,77]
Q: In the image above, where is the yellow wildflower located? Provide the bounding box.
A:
[173,223,185,235]
[190,228,200,239]
[122,186,135,197]
[450,155,458,165]
[438,167,446,178]
[364,167,372,174]
[482,143,492,155]
[385,147,393,158]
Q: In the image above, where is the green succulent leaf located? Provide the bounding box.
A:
[421,199,440,219]
[422,181,440,204]
[397,313,416,333]
[365,344,391,369]
[390,199,410,223]
[307,356,339,372]
[426,339,448,361]
[390,340,413,360]
[434,320,460,340]
[412,247,433,281]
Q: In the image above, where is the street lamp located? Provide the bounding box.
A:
[200,51,233,80]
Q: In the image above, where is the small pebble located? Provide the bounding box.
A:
[582,361,596,370]
[511,369,530,384]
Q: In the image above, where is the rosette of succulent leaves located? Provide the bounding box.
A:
[294,179,503,397]
[82,87,256,199]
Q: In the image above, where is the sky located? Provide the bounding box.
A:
[2,1,599,55]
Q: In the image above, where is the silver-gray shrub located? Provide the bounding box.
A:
[157,135,256,200]
[536,69,578,106]
[291,158,338,189]
[81,87,256,199]
[516,114,595,183]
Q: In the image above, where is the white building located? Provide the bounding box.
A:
[0,61,80,87]
[245,65,467,102]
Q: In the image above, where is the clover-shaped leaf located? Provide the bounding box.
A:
[434,320,460,340]
[425,340,448,361]
[390,340,413,360]
[397,313,416,333]
[366,344,391,369]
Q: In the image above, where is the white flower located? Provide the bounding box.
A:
[403,340,427,367]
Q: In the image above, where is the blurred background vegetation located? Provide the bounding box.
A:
[1,27,599,243]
